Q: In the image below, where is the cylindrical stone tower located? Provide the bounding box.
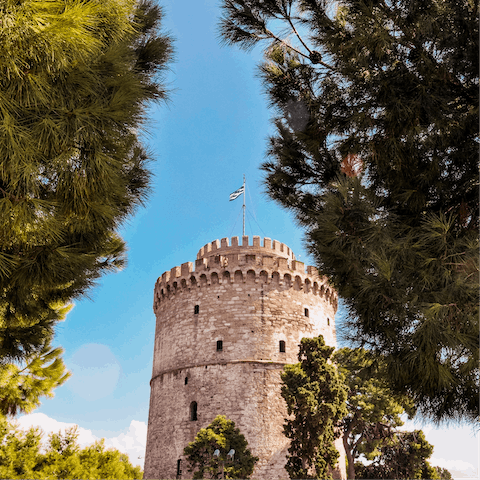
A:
[144,236,346,480]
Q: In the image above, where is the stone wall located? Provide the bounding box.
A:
[144,236,346,480]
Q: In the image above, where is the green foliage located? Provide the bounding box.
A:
[0,422,142,479]
[0,337,70,417]
[0,0,173,362]
[281,336,347,479]
[354,430,441,479]
[78,435,143,479]
[0,418,44,479]
[219,0,479,423]
[333,347,416,479]
[433,466,453,479]
[183,415,258,479]
[41,427,82,479]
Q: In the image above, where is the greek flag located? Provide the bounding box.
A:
[229,185,244,201]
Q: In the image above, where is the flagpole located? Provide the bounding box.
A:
[242,174,246,237]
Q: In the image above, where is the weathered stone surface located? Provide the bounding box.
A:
[144,236,346,480]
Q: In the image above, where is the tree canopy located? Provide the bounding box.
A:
[354,430,442,480]
[0,0,173,363]
[281,336,347,479]
[0,422,142,479]
[183,415,258,479]
[219,0,479,423]
[433,466,453,480]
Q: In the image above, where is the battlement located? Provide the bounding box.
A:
[154,236,337,313]
[197,236,295,261]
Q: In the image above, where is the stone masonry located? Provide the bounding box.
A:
[144,236,346,480]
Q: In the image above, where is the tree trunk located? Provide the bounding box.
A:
[343,434,355,480]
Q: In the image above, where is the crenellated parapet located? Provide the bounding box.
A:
[197,235,295,260]
[154,236,337,312]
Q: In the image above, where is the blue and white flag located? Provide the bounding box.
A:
[229,185,244,201]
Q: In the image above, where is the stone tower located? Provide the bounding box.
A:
[144,236,346,479]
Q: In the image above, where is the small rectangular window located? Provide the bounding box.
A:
[304,308,309,317]
[279,340,286,353]
[190,402,197,421]
[216,340,223,351]
[194,305,199,314]
[177,459,182,477]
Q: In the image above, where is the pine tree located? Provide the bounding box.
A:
[0,336,69,418]
[281,336,347,479]
[219,0,479,423]
[0,0,173,361]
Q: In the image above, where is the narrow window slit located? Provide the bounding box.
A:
[190,401,197,421]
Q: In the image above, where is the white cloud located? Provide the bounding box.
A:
[16,413,97,447]
[104,420,147,467]
[16,413,146,468]
[399,417,478,479]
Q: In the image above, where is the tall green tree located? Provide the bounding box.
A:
[183,415,258,479]
[281,336,347,479]
[219,0,479,423]
[333,347,415,479]
[0,0,173,362]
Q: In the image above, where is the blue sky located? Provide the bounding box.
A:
[17,1,478,477]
